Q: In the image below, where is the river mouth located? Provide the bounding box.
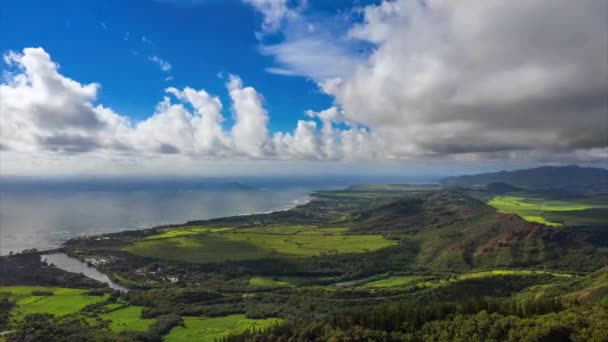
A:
[41,253,128,292]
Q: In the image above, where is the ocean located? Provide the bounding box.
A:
[0,174,437,255]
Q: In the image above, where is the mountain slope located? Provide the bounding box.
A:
[351,190,608,271]
[441,165,608,194]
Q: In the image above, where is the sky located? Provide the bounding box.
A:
[1,0,607,176]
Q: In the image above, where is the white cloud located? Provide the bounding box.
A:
[226,74,272,157]
[0,47,368,165]
[260,37,362,80]
[246,0,364,80]
[148,55,172,72]
[0,48,128,154]
[254,0,608,161]
[242,0,292,34]
[4,0,608,179]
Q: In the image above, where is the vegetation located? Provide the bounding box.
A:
[0,253,104,288]
[99,305,155,332]
[0,286,108,319]
[362,276,428,288]
[248,276,293,287]
[123,225,396,264]
[3,175,607,341]
[164,315,282,342]
[487,195,605,226]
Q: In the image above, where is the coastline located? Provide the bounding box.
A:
[1,189,316,256]
[4,192,318,290]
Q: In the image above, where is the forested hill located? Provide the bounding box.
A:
[441,165,608,194]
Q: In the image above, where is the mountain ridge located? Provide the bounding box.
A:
[441,165,608,194]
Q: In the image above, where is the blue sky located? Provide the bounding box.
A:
[1,0,605,176]
[2,0,340,131]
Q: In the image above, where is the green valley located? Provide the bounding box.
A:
[123,225,396,263]
[2,169,607,341]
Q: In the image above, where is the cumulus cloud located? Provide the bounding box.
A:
[3,0,608,168]
[0,48,127,153]
[256,0,608,161]
[0,47,366,162]
[226,75,272,157]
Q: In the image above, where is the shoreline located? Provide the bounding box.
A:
[3,191,317,257]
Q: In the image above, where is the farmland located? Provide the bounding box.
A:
[358,270,573,289]
[123,225,397,263]
[3,171,607,341]
[487,195,607,226]
[164,315,282,342]
[99,305,155,332]
[0,286,108,319]
[248,276,294,287]
[361,275,428,288]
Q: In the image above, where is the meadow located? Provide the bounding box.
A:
[358,270,573,289]
[99,305,155,332]
[0,286,158,334]
[123,225,396,264]
[487,195,607,226]
[0,286,108,319]
[164,314,282,342]
[361,275,428,288]
[248,276,294,287]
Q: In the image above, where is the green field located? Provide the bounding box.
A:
[124,225,396,264]
[99,305,155,332]
[0,286,108,319]
[458,269,573,280]
[358,270,573,289]
[164,315,282,342]
[362,276,428,288]
[487,195,605,226]
[146,226,234,240]
[249,276,294,287]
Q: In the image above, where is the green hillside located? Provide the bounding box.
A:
[3,179,607,341]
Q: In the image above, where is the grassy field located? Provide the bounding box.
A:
[542,208,608,227]
[487,195,606,226]
[362,276,428,288]
[249,276,294,287]
[145,226,234,240]
[458,269,573,280]
[99,305,155,332]
[124,225,396,264]
[0,286,108,319]
[358,270,573,289]
[164,315,282,342]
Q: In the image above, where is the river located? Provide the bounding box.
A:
[42,253,129,292]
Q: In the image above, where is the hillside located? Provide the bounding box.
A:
[441,165,608,194]
[3,184,608,341]
[351,189,608,271]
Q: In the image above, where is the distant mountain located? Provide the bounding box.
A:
[441,165,608,194]
[481,182,525,194]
